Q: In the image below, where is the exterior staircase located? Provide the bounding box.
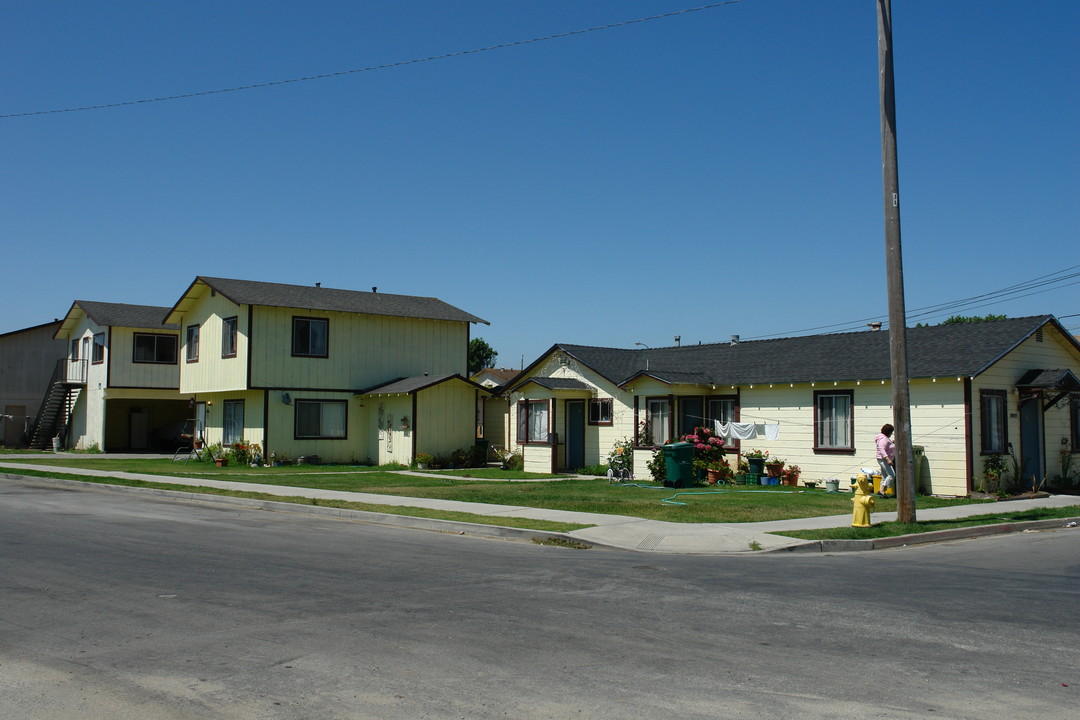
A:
[29,359,85,450]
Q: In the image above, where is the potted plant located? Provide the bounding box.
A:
[765,456,786,478]
[743,449,768,475]
[415,452,434,470]
[706,458,732,485]
[780,464,800,486]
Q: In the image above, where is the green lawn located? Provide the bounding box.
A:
[2,457,993,524]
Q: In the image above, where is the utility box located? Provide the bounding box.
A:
[661,442,695,488]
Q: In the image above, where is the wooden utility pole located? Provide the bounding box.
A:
[877,0,916,522]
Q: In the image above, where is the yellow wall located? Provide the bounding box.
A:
[175,290,249,394]
[107,327,180,389]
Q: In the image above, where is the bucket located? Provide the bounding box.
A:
[824,479,840,492]
[51,437,61,452]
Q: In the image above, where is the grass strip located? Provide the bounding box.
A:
[775,506,1080,540]
[1,468,593,533]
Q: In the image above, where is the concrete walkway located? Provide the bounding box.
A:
[2,455,1078,554]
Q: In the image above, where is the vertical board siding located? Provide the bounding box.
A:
[249,307,467,390]
[177,292,248,394]
[108,327,180,389]
[415,382,477,458]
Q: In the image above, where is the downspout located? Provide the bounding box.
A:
[963,378,973,494]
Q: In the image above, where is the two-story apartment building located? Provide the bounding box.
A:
[163,277,490,464]
[53,301,190,451]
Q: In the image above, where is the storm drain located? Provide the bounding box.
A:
[637,534,666,550]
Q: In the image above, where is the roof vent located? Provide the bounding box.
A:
[730,334,740,345]
[868,321,882,331]
[674,335,681,347]
[315,282,321,288]
[372,287,378,294]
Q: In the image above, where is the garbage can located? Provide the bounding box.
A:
[475,438,489,463]
[912,445,925,493]
[661,442,695,488]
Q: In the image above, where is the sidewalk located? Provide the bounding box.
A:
[2,456,1078,554]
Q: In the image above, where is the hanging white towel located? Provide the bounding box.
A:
[729,422,758,440]
[713,420,729,438]
[763,423,780,441]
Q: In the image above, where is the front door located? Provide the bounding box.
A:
[1018,392,1044,491]
[565,400,585,471]
[130,408,150,449]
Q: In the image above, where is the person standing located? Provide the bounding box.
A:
[875,424,896,498]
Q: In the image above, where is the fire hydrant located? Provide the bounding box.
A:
[851,473,876,527]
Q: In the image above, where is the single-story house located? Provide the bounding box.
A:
[502,315,1080,495]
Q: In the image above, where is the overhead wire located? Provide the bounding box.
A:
[0,1,744,120]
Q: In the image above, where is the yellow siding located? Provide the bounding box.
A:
[173,290,248,394]
[416,382,477,457]
[249,307,466,390]
[107,327,180,389]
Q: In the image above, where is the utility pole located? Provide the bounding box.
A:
[877,0,916,522]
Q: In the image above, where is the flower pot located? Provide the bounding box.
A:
[193,439,204,449]
[707,469,721,484]
[214,457,228,467]
[747,457,765,475]
[765,462,785,478]
[781,477,797,486]
[759,476,769,486]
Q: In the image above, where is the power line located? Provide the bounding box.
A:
[1,2,744,120]
[743,263,1080,340]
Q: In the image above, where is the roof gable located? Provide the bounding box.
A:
[56,300,177,338]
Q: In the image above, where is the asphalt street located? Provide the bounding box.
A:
[1,477,1077,719]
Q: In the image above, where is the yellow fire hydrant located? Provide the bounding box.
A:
[851,473,876,527]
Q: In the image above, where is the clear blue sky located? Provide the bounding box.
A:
[3,1,1077,367]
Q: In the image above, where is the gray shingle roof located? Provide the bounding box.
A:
[521,377,592,391]
[72,301,178,330]
[357,373,490,395]
[192,277,488,325]
[552,315,1065,387]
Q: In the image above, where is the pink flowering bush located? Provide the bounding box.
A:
[679,425,726,472]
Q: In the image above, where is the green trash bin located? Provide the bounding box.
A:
[912,445,925,493]
[661,442,695,488]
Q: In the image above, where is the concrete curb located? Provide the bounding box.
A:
[770,516,1080,553]
[0,473,594,548]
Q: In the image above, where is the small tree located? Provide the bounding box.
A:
[468,338,498,375]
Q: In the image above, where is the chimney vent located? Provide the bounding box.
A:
[730,334,740,345]
[868,322,882,331]
[372,287,378,294]
[674,335,681,347]
[315,282,321,288]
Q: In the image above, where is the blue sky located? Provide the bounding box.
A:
[3,1,1077,367]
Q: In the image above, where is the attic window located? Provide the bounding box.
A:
[558,354,570,367]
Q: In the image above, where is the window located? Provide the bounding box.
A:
[292,317,328,357]
[133,333,178,364]
[221,316,238,358]
[588,398,613,425]
[223,400,244,445]
[678,396,704,436]
[815,390,854,452]
[71,339,79,360]
[295,400,347,439]
[92,333,105,364]
[641,397,671,446]
[708,397,738,449]
[186,324,200,362]
[517,400,550,443]
[980,389,1008,454]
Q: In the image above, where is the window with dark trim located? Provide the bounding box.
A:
[814,390,854,452]
[295,399,348,439]
[92,333,105,364]
[980,389,1008,454]
[292,317,328,358]
[639,397,671,447]
[221,316,238,358]
[588,398,613,426]
[223,399,244,445]
[71,339,79,360]
[517,399,550,443]
[186,324,200,362]
[678,396,704,436]
[708,396,738,450]
[133,333,178,364]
